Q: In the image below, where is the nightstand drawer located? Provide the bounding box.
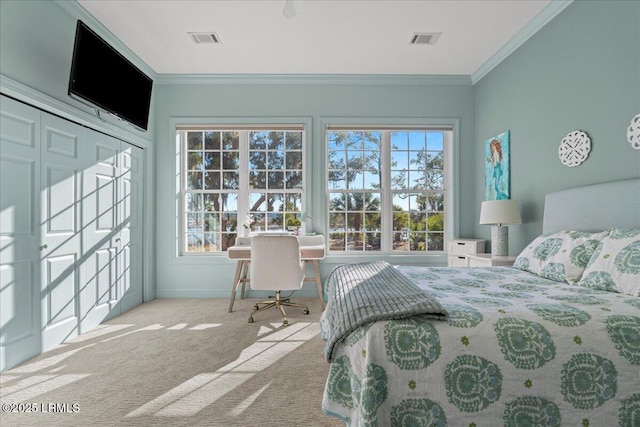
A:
[447,239,485,255]
[448,255,470,267]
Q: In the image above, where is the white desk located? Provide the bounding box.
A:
[226,235,326,312]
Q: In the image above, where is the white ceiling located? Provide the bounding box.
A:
[77,0,552,76]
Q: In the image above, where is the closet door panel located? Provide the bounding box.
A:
[118,150,132,301]
[0,154,37,332]
[44,254,77,322]
[81,134,121,330]
[1,156,36,240]
[0,96,41,371]
[45,166,77,233]
[40,114,87,350]
[118,145,143,314]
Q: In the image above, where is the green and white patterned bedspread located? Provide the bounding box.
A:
[320,265,640,427]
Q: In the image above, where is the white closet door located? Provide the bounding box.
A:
[118,145,143,314]
[1,97,145,371]
[40,113,89,351]
[81,132,122,330]
[0,96,42,371]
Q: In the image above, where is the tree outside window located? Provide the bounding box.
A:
[327,128,447,253]
[180,128,304,254]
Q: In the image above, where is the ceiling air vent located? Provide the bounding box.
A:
[189,32,221,44]
[410,32,441,45]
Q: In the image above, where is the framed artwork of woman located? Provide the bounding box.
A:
[485,131,510,200]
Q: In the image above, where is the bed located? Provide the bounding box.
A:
[320,178,640,426]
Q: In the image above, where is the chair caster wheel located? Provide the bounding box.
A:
[283,319,289,326]
[303,309,310,315]
[248,316,254,323]
[254,305,259,310]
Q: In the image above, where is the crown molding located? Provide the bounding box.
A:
[471,0,574,85]
[155,73,472,86]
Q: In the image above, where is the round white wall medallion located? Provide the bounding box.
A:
[627,114,640,150]
[559,130,591,167]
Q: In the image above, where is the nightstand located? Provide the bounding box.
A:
[447,239,486,267]
[466,253,516,267]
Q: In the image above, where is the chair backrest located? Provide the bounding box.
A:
[250,235,305,291]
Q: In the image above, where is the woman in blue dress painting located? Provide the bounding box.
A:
[488,139,508,200]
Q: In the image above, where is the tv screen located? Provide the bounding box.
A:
[68,20,153,131]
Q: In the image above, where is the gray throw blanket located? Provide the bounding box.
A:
[320,261,448,363]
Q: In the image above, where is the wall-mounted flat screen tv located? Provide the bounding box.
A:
[68,20,153,131]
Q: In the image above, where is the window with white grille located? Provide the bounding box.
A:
[178,126,305,254]
[326,127,451,253]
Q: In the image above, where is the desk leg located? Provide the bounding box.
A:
[312,260,325,310]
[228,260,243,313]
[240,261,249,299]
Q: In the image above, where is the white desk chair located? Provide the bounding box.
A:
[249,235,309,326]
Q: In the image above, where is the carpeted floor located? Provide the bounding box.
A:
[0,297,343,427]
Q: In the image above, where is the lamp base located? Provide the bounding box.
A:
[491,225,508,256]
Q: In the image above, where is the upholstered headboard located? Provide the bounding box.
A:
[543,178,640,234]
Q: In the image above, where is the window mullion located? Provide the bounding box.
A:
[381,131,392,252]
[238,131,249,223]
[444,130,453,242]
[179,131,186,255]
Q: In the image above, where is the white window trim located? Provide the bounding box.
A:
[172,117,312,258]
[322,117,459,256]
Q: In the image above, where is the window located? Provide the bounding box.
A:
[178,126,305,254]
[327,127,451,253]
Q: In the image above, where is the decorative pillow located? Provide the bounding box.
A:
[577,228,640,296]
[513,230,609,284]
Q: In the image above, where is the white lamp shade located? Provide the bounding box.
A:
[479,200,522,225]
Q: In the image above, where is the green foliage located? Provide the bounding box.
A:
[286,216,302,227]
[428,213,444,231]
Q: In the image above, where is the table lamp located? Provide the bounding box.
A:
[479,199,522,256]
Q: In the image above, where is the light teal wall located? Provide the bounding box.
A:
[0,0,156,140]
[0,0,75,103]
[473,0,640,255]
[154,79,475,297]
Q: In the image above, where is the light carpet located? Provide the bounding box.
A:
[0,298,343,427]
